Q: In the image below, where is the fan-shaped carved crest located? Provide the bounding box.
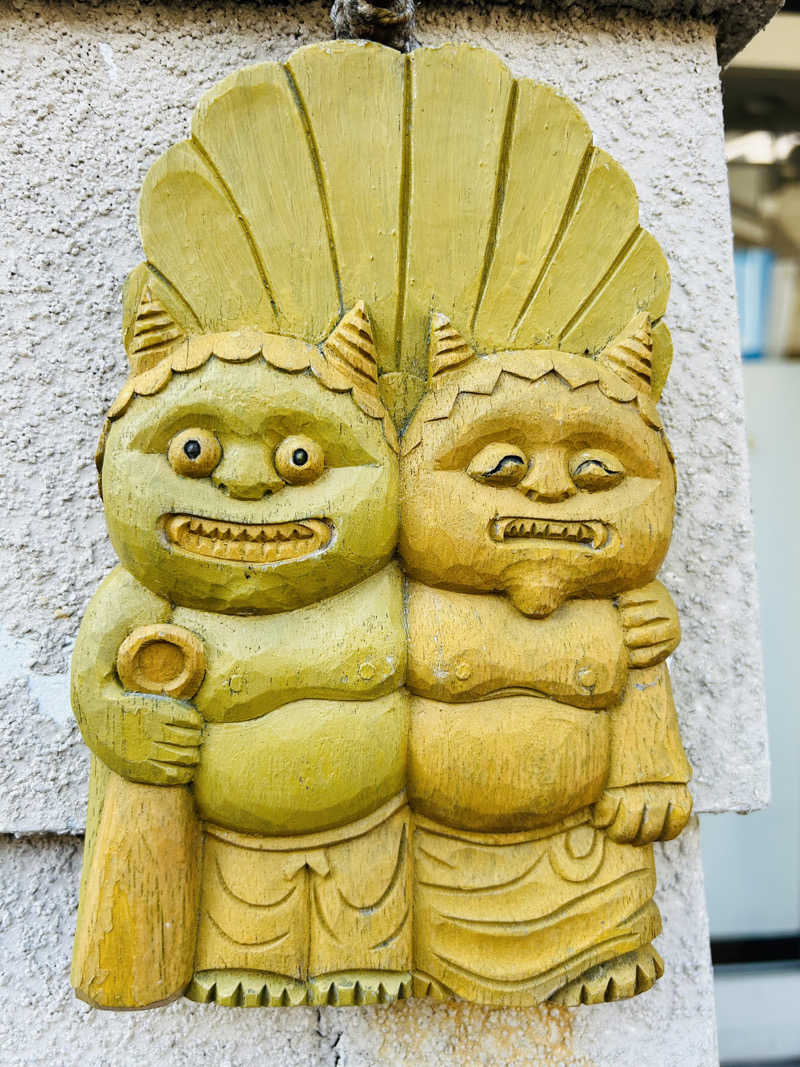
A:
[134,42,672,413]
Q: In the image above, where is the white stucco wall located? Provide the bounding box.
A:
[0,2,767,1063]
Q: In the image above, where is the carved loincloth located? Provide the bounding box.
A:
[413,809,661,1005]
[194,794,411,979]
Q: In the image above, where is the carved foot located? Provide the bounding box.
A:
[548,945,664,1006]
[307,970,413,1006]
[186,969,307,1007]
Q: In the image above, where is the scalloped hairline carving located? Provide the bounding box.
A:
[400,349,669,459]
[95,330,399,493]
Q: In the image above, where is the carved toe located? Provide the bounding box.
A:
[186,969,307,1007]
[548,945,664,1006]
[412,971,455,1001]
[307,970,412,1006]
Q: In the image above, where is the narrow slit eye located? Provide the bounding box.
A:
[569,451,625,491]
[466,443,528,487]
[274,435,324,485]
[167,428,221,478]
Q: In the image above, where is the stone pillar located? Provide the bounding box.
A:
[0,2,772,1063]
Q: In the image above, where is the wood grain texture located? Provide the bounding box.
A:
[72,41,691,1011]
[71,772,201,1009]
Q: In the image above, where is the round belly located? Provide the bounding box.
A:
[193,692,408,835]
[408,695,610,832]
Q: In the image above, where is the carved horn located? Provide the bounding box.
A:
[128,285,186,376]
[428,313,476,380]
[598,312,653,394]
[322,302,380,396]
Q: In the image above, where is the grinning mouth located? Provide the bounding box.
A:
[163,515,332,564]
[490,517,609,549]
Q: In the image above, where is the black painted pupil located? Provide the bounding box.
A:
[184,439,202,460]
[292,448,309,467]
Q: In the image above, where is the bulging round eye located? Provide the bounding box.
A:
[274,434,324,485]
[167,428,221,478]
[466,442,528,487]
[570,450,625,491]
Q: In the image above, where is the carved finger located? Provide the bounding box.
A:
[619,603,667,629]
[628,640,677,668]
[618,582,663,608]
[633,801,667,845]
[592,791,621,828]
[153,723,204,746]
[624,619,675,649]
[607,799,646,843]
[145,759,195,785]
[625,623,676,651]
[163,704,203,729]
[150,742,201,767]
[661,797,692,840]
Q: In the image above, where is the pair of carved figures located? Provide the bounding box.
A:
[71,42,692,1011]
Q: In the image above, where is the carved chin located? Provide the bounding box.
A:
[162,514,333,564]
[502,563,568,618]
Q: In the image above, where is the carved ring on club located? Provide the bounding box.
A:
[116,624,206,700]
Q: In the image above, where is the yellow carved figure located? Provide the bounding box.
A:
[400,318,691,1006]
[70,39,691,1011]
[72,311,411,1009]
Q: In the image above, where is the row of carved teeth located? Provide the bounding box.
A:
[491,518,607,548]
[181,518,315,543]
[163,515,331,563]
[177,534,308,562]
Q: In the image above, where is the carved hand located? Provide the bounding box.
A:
[592,783,692,845]
[76,688,203,786]
[617,581,680,669]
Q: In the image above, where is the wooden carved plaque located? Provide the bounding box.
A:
[71,41,692,1010]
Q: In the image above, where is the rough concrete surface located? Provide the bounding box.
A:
[0,820,716,1066]
[449,0,783,65]
[0,1,767,832]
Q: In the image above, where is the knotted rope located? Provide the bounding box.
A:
[330,0,418,52]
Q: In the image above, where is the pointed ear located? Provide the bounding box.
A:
[125,274,186,376]
[428,313,477,380]
[598,312,653,395]
[322,302,380,397]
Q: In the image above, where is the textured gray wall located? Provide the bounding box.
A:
[0,2,767,1063]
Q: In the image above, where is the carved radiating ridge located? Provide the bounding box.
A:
[129,286,185,375]
[322,302,380,396]
[598,313,653,395]
[428,313,476,379]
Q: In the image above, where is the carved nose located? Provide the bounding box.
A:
[211,445,284,500]
[517,458,577,503]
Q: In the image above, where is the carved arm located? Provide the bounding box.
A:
[592,662,692,845]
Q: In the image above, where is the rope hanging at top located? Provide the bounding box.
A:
[330,0,418,52]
